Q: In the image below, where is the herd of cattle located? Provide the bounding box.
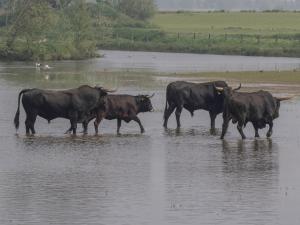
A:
[14,81,292,139]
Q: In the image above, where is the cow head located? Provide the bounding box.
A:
[94,86,116,108]
[274,96,293,118]
[136,94,154,113]
[214,83,242,99]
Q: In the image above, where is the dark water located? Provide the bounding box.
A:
[0,53,300,225]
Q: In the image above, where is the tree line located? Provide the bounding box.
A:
[0,0,156,60]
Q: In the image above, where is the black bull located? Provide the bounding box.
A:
[215,85,292,139]
[14,85,112,135]
[163,81,229,132]
[66,94,154,134]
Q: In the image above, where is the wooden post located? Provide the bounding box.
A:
[193,32,196,40]
[177,32,180,40]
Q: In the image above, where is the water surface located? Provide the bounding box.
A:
[0,53,300,225]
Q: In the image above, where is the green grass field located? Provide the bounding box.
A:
[151,11,300,35]
[99,11,300,57]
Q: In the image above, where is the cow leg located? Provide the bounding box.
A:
[209,111,217,134]
[237,121,246,139]
[94,120,102,135]
[132,116,145,133]
[69,112,78,135]
[25,113,37,135]
[25,117,31,135]
[82,121,88,135]
[267,121,273,138]
[70,121,77,135]
[252,122,260,138]
[29,114,37,134]
[221,113,231,139]
[163,103,176,128]
[117,119,122,135]
[94,112,104,135]
[175,105,183,128]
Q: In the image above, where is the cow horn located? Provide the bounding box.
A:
[213,83,224,92]
[233,83,242,91]
[147,93,155,98]
[102,88,117,93]
[276,96,293,101]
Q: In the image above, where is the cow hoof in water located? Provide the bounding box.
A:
[210,128,217,135]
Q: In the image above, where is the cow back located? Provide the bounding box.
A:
[166,80,227,112]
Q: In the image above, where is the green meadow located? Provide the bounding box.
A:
[151,11,300,35]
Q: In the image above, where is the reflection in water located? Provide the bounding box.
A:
[222,139,278,172]
[163,126,216,137]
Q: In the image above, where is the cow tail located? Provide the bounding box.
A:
[14,89,30,130]
[163,95,168,120]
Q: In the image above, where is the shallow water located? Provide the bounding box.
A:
[0,53,300,225]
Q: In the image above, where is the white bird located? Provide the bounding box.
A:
[43,64,51,70]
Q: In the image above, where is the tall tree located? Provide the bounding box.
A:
[6,0,54,52]
[66,0,95,55]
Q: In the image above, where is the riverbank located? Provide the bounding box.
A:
[98,11,300,57]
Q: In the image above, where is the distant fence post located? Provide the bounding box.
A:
[177,32,180,40]
[193,32,196,40]
[256,35,260,44]
[225,33,227,41]
[208,33,211,39]
[240,34,243,43]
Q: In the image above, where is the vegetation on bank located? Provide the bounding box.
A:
[2,1,300,60]
[0,0,157,61]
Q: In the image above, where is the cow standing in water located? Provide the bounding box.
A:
[163,81,229,133]
[66,94,154,135]
[14,85,113,135]
[214,84,292,139]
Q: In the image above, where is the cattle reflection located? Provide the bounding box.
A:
[163,127,213,137]
[221,139,278,173]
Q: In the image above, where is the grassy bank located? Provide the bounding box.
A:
[99,11,300,57]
